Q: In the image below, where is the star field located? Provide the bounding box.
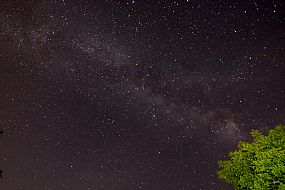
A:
[0,0,285,189]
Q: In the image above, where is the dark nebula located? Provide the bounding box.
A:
[0,1,285,189]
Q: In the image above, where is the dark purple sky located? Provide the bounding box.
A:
[0,0,285,189]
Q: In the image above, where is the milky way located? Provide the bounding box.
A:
[1,1,285,189]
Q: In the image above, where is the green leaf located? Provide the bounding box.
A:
[217,125,285,190]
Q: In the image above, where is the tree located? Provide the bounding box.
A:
[217,125,285,190]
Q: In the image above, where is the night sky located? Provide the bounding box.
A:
[0,0,285,189]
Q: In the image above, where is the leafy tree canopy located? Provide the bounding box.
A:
[217,125,285,190]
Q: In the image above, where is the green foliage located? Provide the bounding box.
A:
[217,125,285,190]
